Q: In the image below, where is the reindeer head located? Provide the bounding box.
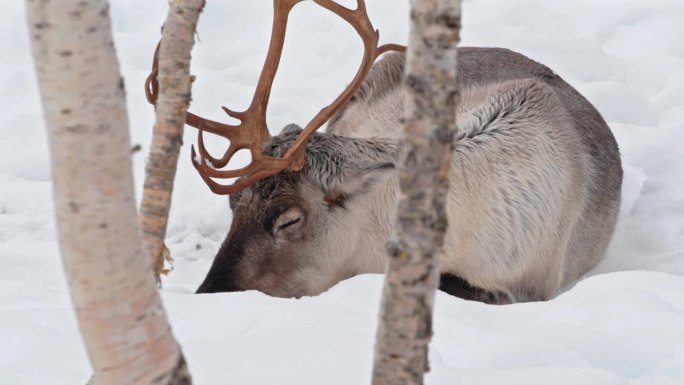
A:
[195,127,396,296]
[145,0,404,295]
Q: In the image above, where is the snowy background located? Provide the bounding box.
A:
[1,0,683,384]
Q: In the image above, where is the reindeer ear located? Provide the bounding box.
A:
[317,161,395,207]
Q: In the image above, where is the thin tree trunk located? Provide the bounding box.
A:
[372,1,461,384]
[26,1,191,384]
[140,0,205,281]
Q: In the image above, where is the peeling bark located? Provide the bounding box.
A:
[372,1,461,384]
[140,0,205,280]
[25,1,191,384]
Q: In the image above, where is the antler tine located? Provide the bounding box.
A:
[191,145,274,179]
[195,127,249,169]
[191,144,289,194]
[282,0,406,164]
[195,129,223,168]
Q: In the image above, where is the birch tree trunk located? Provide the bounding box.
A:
[372,1,461,384]
[26,1,191,384]
[140,0,205,281]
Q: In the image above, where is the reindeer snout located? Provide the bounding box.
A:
[195,275,242,294]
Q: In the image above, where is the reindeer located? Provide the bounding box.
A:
[146,0,622,304]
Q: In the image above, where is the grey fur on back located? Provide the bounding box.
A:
[327,47,622,299]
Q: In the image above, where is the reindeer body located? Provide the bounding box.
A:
[197,48,622,303]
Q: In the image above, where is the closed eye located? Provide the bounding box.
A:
[278,217,301,231]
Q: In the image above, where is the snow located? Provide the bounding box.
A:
[1,0,683,384]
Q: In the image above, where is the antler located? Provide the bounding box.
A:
[145,0,405,194]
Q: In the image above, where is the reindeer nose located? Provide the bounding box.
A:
[195,275,241,294]
[195,279,214,294]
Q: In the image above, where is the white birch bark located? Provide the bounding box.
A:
[372,1,462,384]
[25,1,191,384]
[140,0,205,281]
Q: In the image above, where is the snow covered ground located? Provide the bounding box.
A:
[1,0,683,384]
